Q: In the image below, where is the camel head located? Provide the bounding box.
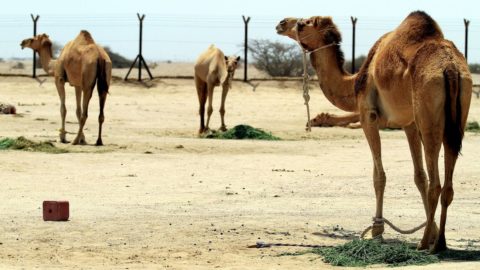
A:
[224,55,240,74]
[20,33,53,57]
[294,16,342,51]
[275,17,300,39]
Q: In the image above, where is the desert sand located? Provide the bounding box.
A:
[1,72,480,269]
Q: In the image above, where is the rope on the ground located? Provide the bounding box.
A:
[248,241,330,249]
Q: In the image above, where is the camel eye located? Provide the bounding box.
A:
[306,20,312,25]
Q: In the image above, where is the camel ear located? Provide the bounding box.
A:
[236,56,240,62]
[224,56,228,61]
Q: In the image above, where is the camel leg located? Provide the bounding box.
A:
[404,124,438,244]
[204,83,214,132]
[74,86,82,124]
[195,76,207,134]
[219,85,229,131]
[55,78,68,143]
[432,146,457,252]
[96,90,107,146]
[72,89,93,145]
[360,110,386,237]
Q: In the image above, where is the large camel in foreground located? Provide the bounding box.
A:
[194,45,240,133]
[277,11,472,252]
[21,31,112,145]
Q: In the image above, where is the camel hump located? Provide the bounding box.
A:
[77,30,95,44]
[400,11,443,42]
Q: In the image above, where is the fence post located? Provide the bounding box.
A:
[350,16,357,74]
[242,15,251,82]
[125,13,153,81]
[464,18,470,62]
[31,14,40,78]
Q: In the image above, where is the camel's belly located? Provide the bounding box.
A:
[377,88,414,127]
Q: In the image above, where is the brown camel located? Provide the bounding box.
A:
[276,11,472,252]
[21,31,112,145]
[194,45,240,133]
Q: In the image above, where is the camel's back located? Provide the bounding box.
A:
[194,45,227,83]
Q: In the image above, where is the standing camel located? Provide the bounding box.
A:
[194,45,240,134]
[276,11,472,252]
[21,31,112,145]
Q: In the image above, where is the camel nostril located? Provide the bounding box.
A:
[280,19,286,25]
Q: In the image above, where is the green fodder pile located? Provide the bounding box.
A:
[284,239,439,267]
[466,121,480,132]
[0,137,68,154]
[205,125,280,140]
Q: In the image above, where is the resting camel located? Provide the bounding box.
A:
[21,31,112,145]
[276,11,472,252]
[194,45,240,133]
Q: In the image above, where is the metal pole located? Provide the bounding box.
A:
[138,13,145,81]
[31,14,40,78]
[464,18,470,62]
[351,16,357,74]
[242,15,250,82]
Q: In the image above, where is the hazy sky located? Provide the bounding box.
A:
[2,0,480,62]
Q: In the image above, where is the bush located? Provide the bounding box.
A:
[469,63,480,74]
[249,39,314,77]
[104,47,132,68]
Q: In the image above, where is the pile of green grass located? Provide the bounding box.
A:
[0,136,68,154]
[466,121,480,132]
[205,125,280,140]
[281,239,439,267]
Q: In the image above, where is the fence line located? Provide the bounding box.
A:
[0,14,473,80]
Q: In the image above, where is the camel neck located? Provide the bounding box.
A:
[37,47,54,75]
[310,48,357,112]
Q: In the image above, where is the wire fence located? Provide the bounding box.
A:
[0,13,478,81]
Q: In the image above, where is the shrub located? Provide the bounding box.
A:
[248,39,314,77]
[104,47,132,68]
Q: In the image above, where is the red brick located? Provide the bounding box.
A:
[43,201,69,221]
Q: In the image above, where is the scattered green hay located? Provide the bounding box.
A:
[466,121,480,132]
[0,136,68,154]
[205,125,280,140]
[282,239,439,267]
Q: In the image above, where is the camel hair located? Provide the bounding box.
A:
[21,31,112,146]
[194,45,240,134]
[276,11,472,252]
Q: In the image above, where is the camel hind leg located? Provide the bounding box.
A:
[195,76,207,134]
[219,85,229,131]
[204,82,215,132]
[96,90,107,146]
[55,77,68,143]
[72,65,96,145]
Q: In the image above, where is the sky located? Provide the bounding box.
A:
[2,0,480,63]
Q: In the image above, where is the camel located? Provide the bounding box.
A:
[310,112,360,128]
[276,11,472,252]
[194,45,240,133]
[21,31,112,145]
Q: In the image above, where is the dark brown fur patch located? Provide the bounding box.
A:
[315,17,346,74]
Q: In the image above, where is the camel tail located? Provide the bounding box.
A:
[443,67,463,155]
[97,57,109,94]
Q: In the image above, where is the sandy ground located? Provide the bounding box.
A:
[1,74,480,269]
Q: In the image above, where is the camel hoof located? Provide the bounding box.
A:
[60,138,69,144]
[219,125,227,132]
[95,139,103,146]
[417,240,430,251]
[371,222,384,238]
[72,138,87,145]
[431,235,447,253]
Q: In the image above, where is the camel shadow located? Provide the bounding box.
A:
[437,249,480,262]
